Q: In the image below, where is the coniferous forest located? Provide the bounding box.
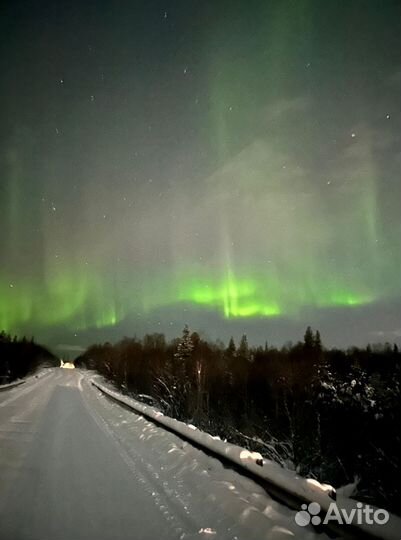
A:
[75,326,400,515]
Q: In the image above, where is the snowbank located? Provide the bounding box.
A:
[0,379,25,391]
[91,378,401,540]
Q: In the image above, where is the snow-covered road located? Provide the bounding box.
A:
[0,368,330,540]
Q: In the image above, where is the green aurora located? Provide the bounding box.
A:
[0,1,400,344]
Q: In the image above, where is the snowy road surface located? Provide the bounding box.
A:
[0,369,329,540]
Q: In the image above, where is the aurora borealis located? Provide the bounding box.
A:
[1,1,400,349]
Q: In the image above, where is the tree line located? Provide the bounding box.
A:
[0,331,56,383]
[76,326,400,514]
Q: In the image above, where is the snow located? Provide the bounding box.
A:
[0,368,53,408]
[86,372,327,539]
[91,376,401,540]
[1,368,400,540]
[91,378,334,501]
[0,379,25,391]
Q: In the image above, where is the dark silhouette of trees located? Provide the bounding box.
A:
[303,325,315,349]
[76,326,401,515]
[0,331,56,382]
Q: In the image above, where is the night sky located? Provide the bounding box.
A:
[1,0,400,353]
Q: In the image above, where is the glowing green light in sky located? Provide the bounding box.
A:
[0,260,383,335]
[0,0,399,343]
[1,126,399,335]
[178,269,282,318]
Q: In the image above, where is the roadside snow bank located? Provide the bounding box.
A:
[0,379,25,391]
[91,378,401,540]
